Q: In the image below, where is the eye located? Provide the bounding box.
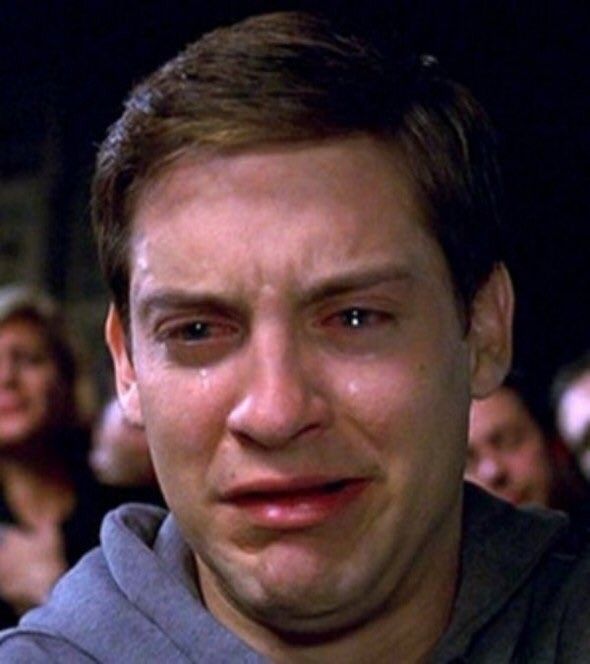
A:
[343,308,378,328]
[164,319,239,343]
[314,304,398,355]
[12,350,51,368]
[493,427,525,451]
[157,317,243,366]
[326,307,392,330]
[175,321,216,341]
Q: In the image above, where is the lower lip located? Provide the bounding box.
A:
[227,480,369,530]
[0,395,24,411]
[0,404,24,415]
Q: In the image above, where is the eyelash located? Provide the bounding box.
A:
[160,319,240,343]
[155,304,397,366]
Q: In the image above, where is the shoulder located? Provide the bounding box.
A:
[0,628,95,662]
[511,514,590,660]
[0,506,189,661]
[549,526,590,659]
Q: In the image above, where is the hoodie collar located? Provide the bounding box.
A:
[431,483,569,661]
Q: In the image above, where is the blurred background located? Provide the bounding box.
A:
[1,0,588,400]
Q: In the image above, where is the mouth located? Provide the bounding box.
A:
[0,398,25,413]
[221,477,369,530]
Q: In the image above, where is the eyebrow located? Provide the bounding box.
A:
[301,265,416,306]
[135,290,246,322]
[135,265,416,321]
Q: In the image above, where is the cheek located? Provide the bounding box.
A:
[334,354,469,474]
[342,347,467,427]
[521,442,550,479]
[25,370,62,412]
[135,367,232,489]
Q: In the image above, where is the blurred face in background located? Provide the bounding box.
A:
[90,399,156,487]
[0,316,65,449]
[556,372,590,480]
[466,387,552,506]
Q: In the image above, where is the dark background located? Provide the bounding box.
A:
[1,0,588,403]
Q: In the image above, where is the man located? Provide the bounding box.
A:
[553,352,590,479]
[1,11,589,662]
[466,377,590,517]
[466,383,553,508]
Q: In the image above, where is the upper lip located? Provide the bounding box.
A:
[220,475,366,501]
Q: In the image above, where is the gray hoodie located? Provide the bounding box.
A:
[0,484,589,662]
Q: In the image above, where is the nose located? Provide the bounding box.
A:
[476,454,508,489]
[227,327,330,448]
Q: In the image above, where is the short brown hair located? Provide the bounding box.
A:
[92,11,503,325]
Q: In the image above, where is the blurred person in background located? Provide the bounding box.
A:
[466,374,590,518]
[90,396,164,506]
[552,352,590,481]
[0,285,113,626]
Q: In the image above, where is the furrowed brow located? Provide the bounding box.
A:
[135,289,244,322]
[302,266,415,305]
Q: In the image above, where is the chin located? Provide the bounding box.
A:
[238,587,374,637]
[220,550,385,636]
[0,430,29,449]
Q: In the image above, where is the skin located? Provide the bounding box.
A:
[0,318,64,448]
[107,136,513,662]
[466,387,552,506]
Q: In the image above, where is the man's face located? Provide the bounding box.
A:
[466,388,552,506]
[108,136,508,633]
[557,372,590,478]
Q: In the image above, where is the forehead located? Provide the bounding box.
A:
[129,136,453,305]
[0,316,47,345]
[469,389,530,436]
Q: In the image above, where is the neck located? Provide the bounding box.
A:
[199,495,462,663]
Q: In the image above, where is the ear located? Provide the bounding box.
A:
[105,305,144,426]
[468,263,514,399]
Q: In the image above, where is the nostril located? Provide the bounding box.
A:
[227,387,328,449]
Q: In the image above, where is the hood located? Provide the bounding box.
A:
[21,503,263,663]
[21,485,569,663]
[432,482,569,661]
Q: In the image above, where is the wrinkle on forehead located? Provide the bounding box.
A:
[128,136,450,313]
